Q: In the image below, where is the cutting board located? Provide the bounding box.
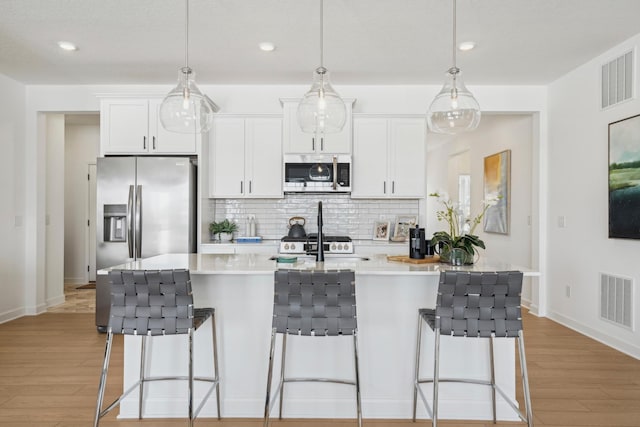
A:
[387,255,440,264]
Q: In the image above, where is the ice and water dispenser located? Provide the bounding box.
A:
[103,204,127,242]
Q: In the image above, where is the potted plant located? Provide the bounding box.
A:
[429,192,498,265]
[209,219,238,242]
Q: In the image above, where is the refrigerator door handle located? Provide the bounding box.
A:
[127,185,134,258]
[135,185,142,259]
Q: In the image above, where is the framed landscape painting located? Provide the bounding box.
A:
[609,114,640,239]
[483,150,511,234]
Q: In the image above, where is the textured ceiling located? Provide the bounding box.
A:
[1,0,639,86]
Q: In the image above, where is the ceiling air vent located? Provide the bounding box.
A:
[601,50,634,109]
[600,273,633,329]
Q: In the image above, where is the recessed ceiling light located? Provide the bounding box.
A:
[58,41,78,51]
[458,41,476,52]
[259,42,276,52]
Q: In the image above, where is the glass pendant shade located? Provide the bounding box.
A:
[160,67,214,134]
[427,67,481,134]
[297,67,346,134]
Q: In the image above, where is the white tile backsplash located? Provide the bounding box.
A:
[203,194,419,241]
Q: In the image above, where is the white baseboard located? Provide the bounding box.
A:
[47,294,66,308]
[547,310,640,360]
[0,307,26,324]
[24,302,48,315]
[522,299,540,317]
[64,276,87,285]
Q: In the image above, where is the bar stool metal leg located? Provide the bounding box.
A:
[489,336,496,424]
[518,332,534,427]
[138,335,147,419]
[412,311,423,421]
[278,333,287,419]
[211,312,221,420]
[264,328,277,427]
[432,328,440,427]
[94,331,114,427]
[188,328,195,427]
[353,332,362,427]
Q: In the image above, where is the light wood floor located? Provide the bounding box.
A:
[1,299,639,426]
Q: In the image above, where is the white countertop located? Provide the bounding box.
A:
[99,253,540,276]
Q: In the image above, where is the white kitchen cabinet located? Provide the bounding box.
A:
[351,117,425,198]
[209,116,283,198]
[100,98,197,155]
[280,98,354,154]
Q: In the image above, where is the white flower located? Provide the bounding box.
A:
[483,193,501,207]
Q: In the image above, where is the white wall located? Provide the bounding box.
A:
[547,34,640,358]
[64,123,99,284]
[0,73,25,322]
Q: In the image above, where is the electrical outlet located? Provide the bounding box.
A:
[558,216,566,228]
[565,285,571,298]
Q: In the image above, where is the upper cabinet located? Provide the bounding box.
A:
[100,98,198,155]
[280,98,355,154]
[209,116,283,199]
[351,116,426,198]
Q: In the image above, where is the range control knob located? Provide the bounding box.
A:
[331,243,337,250]
[290,243,296,251]
[344,243,350,252]
[337,244,343,250]
[284,243,290,250]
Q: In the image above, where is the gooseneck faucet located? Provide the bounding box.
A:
[317,201,324,262]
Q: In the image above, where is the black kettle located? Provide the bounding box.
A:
[287,216,307,238]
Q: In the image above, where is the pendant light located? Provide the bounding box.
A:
[297,0,346,135]
[427,0,481,134]
[160,0,215,134]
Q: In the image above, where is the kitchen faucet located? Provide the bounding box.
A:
[317,201,324,262]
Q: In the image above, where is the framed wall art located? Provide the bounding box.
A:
[392,215,417,242]
[373,220,391,241]
[609,114,640,239]
[483,150,511,234]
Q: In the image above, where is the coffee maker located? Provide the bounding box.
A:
[409,226,427,259]
[409,225,435,259]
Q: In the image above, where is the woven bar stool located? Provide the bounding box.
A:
[93,269,221,427]
[412,270,533,427]
[264,269,362,427]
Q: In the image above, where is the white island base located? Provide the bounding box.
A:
[109,254,534,422]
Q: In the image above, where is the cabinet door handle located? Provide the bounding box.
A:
[240,181,243,194]
[321,137,324,151]
[383,182,386,194]
[249,181,252,194]
[392,181,395,193]
[143,136,146,150]
[312,137,315,151]
[152,136,156,150]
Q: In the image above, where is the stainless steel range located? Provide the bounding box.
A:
[279,234,353,255]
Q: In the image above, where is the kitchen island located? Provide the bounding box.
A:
[101,253,539,421]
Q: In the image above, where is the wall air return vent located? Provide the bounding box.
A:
[600,273,633,329]
[601,50,634,109]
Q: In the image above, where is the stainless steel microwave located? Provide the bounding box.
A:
[283,154,352,193]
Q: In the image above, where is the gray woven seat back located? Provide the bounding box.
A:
[108,269,194,336]
[436,271,523,338]
[273,269,357,336]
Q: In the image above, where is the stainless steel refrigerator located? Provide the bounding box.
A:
[95,156,197,331]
